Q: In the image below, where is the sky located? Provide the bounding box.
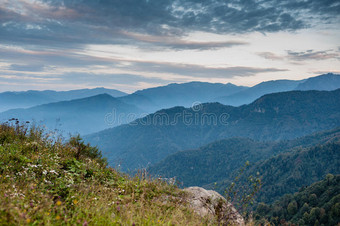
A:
[0,0,340,93]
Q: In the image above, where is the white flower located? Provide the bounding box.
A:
[49,170,58,175]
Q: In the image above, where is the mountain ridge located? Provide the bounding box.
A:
[85,89,340,170]
[0,94,143,135]
[0,87,127,112]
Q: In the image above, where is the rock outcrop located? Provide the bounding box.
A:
[184,186,245,225]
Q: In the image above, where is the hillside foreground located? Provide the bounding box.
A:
[0,122,247,225]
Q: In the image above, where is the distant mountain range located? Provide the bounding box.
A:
[84,89,340,170]
[215,73,340,106]
[1,73,340,137]
[3,73,339,114]
[215,79,302,106]
[0,94,143,135]
[295,73,340,91]
[129,82,248,111]
[118,73,340,111]
[0,87,127,112]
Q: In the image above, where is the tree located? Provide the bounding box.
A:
[287,200,298,216]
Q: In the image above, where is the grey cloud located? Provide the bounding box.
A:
[257,52,284,61]
[257,49,340,62]
[58,73,173,86]
[287,50,340,61]
[129,61,288,78]
[120,32,248,50]
[0,46,119,68]
[0,44,287,80]
[9,64,45,72]
[0,70,173,88]
[1,0,339,48]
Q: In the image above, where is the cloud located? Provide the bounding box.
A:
[120,31,248,50]
[0,43,287,80]
[9,64,45,72]
[1,0,339,49]
[257,49,340,62]
[287,49,340,61]
[58,73,173,86]
[257,52,284,61]
[0,45,120,68]
[128,61,288,78]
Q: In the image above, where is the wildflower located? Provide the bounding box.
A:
[50,170,58,175]
[26,218,31,223]
[56,215,61,220]
[83,221,88,226]
[73,200,78,205]
[56,201,62,206]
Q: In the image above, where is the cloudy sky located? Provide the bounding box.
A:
[1,0,340,93]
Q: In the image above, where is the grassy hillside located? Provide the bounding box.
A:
[255,175,340,225]
[0,123,213,225]
[86,89,340,170]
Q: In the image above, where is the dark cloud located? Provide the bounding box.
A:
[1,0,339,48]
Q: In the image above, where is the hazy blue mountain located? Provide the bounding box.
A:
[85,89,340,170]
[215,73,340,106]
[0,87,127,112]
[148,128,340,188]
[117,93,159,113]
[295,73,340,91]
[129,82,247,111]
[0,94,142,135]
[215,80,303,106]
